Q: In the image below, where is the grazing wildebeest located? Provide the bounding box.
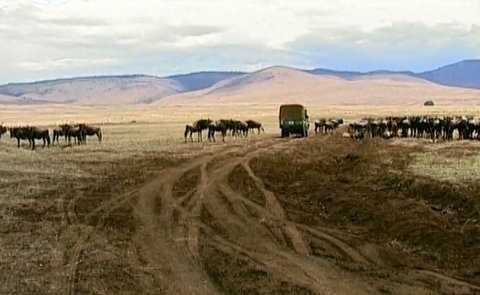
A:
[348,120,368,134]
[399,118,411,138]
[232,120,248,137]
[30,127,51,149]
[324,121,335,134]
[53,127,66,145]
[10,127,32,148]
[245,120,264,135]
[78,124,102,143]
[208,121,228,142]
[0,125,6,138]
[184,125,200,142]
[192,119,212,142]
[315,119,326,134]
[66,127,84,146]
[53,123,72,144]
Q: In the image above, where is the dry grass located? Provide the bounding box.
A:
[2,104,480,294]
[408,141,480,183]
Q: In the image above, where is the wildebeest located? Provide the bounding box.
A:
[315,119,326,134]
[316,118,343,134]
[208,121,228,142]
[184,125,200,142]
[66,126,84,146]
[53,127,66,145]
[0,125,6,138]
[78,124,102,143]
[245,120,264,135]
[10,127,32,148]
[232,120,248,137]
[192,119,212,142]
[30,127,50,149]
[52,123,72,144]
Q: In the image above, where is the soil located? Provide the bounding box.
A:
[3,133,480,294]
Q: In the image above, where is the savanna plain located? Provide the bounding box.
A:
[2,104,480,295]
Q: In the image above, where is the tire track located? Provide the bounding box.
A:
[133,138,380,294]
[133,136,480,295]
[61,186,142,295]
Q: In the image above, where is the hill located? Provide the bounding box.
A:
[309,59,480,89]
[418,60,480,89]
[0,75,186,105]
[2,59,480,106]
[167,71,246,91]
[156,66,480,106]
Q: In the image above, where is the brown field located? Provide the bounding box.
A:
[2,104,480,295]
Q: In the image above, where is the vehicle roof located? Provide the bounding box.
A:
[279,104,307,120]
[280,104,305,108]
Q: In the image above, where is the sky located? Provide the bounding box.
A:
[0,0,479,84]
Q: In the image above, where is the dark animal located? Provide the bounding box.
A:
[232,120,248,137]
[245,120,264,135]
[315,119,326,134]
[192,119,212,142]
[30,127,51,149]
[66,127,84,146]
[53,127,66,145]
[78,124,102,143]
[54,123,72,144]
[0,125,6,138]
[184,125,200,142]
[208,121,228,142]
[10,127,32,148]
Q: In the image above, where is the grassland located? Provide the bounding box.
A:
[2,104,480,294]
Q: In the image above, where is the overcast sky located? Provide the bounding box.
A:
[1,0,479,84]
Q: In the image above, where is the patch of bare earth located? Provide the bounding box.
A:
[248,133,480,293]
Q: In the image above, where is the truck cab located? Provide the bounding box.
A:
[279,104,310,137]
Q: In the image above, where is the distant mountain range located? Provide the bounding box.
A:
[0,59,479,105]
[307,60,480,90]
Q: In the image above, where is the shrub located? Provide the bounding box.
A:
[424,100,435,106]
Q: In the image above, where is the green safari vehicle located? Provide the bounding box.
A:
[279,104,310,137]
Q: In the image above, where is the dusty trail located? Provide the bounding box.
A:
[132,137,480,295]
[133,138,372,294]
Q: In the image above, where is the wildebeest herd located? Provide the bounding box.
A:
[314,118,344,134]
[0,123,102,150]
[346,115,480,142]
[184,119,264,142]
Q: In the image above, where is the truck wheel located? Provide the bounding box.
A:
[281,128,286,138]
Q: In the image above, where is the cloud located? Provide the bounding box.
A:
[289,21,480,71]
[18,57,119,71]
[0,0,479,84]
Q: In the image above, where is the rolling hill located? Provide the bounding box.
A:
[155,66,480,106]
[0,75,186,105]
[1,59,480,106]
[418,60,480,89]
[166,71,246,91]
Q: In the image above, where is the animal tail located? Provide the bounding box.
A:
[98,129,102,142]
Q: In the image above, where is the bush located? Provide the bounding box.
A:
[424,100,435,106]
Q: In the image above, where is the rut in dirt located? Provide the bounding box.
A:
[133,137,480,295]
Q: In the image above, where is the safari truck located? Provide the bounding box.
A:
[279,104,310,137]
